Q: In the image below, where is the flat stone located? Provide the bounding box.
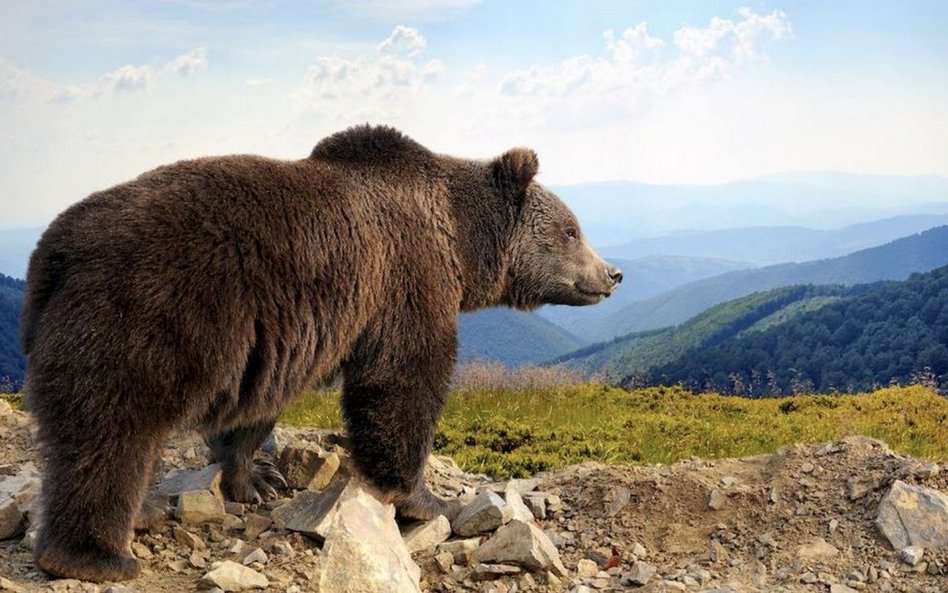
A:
[103,587,138,593]
[577,558,599,578]
[451,489,512,536]
[199,560,268,591]
[176,490,226,525]
[876,480,948,549]
[277,446,340,491]
[0,464,41,522]
[471,563,521,581]
[437,537,481,564]
[134,490,171,531]
[402,515,452,554]
[522,493,547,520]
[159,464,223,499]
[829,585,860,593]
[504,484,536,523]
[900,546,924,566]
[241,547,268,566]
[473,519,568,577]
[270,478,352,542]
[173,526,207,550]
[242,513,272,541]
[0,496,25,539]
[796,537,839,560]
[623,561,656,586]
[224,502,245,515]
[708,489,727,511]
[317,484,421,593]
[485,478,541,496]
[434,551,454,573]
[604,486,631,517]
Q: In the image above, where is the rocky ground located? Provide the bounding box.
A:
[1,398,947,593]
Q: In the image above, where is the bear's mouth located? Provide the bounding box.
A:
[575,283,612,300]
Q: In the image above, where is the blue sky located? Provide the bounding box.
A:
[1,1,947,225]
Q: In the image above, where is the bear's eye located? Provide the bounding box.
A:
[565,227,578,240]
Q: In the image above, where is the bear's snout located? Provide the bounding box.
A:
[607,265,623,286]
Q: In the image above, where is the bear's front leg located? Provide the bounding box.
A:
[205,419,287,503]
[341,328,459,521]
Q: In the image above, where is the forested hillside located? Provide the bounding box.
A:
[554,285,850,382]
[648,266,948,395]
[580,225,948,341]
[0,274,24,391]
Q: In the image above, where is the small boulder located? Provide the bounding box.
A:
[622,561,656,586]
[471,563,521,581]
[159,464,223,499]
[504,484,536,523]
[277,446,340,491]
[796,537,838,560]
[402,515,452,554]
[452,490,512,537]
[0,497,25,540]
[176,490,226,525]
[271,478,352,541]
[708,489,727,511]
[876,480,948,549]
[473,519,568,577]
[317,484,421,593]
[199,560,268,591]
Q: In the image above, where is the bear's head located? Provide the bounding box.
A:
[494,148,622,311]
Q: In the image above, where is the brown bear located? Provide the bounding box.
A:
[21,125,622,582]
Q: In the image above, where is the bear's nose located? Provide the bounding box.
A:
[607,265,623,285]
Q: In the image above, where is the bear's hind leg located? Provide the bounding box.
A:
[205,419,287,503]
[35,421,166,582]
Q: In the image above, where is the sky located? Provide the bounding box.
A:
[1,0,947,226]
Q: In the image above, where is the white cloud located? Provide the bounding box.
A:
[8,48,210,103]
[501,8,791,109]
[168,47,208,75]
[378,25,427,58]
[245,77,274,87]
[296,26,442,118]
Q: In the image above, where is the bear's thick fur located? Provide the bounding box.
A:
[22,125,621,582]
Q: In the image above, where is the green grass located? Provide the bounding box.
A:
[7,385,944,480]
[282,384,948,478]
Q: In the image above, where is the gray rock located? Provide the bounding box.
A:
[0,496,25,539]
[176,489,226,525]
[708,489,727,511]
[522,493,547,520]
[604,486,630,517]
[242,513,272,541]
[452,490,512,536]
[622,561,656,586]
[830,585,860,593]
[795,537,838,560]
[270,478,352,541]
[876,480,948,549]
[159,464,223,498]
[241,547,268,566]
[402,515,452,553]
[317,484,421,593]
[473,519,568,577]
[504,484,536,523]
[134,490,171,530]
[172,525,206,550]
[900,546,924,566]
[471,563,521,581]
[576,558,599,578]
[277,446,340,491]
[0,464,41,522]
[199,560,268,591]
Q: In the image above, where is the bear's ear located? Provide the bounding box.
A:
[491,147,539,199]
